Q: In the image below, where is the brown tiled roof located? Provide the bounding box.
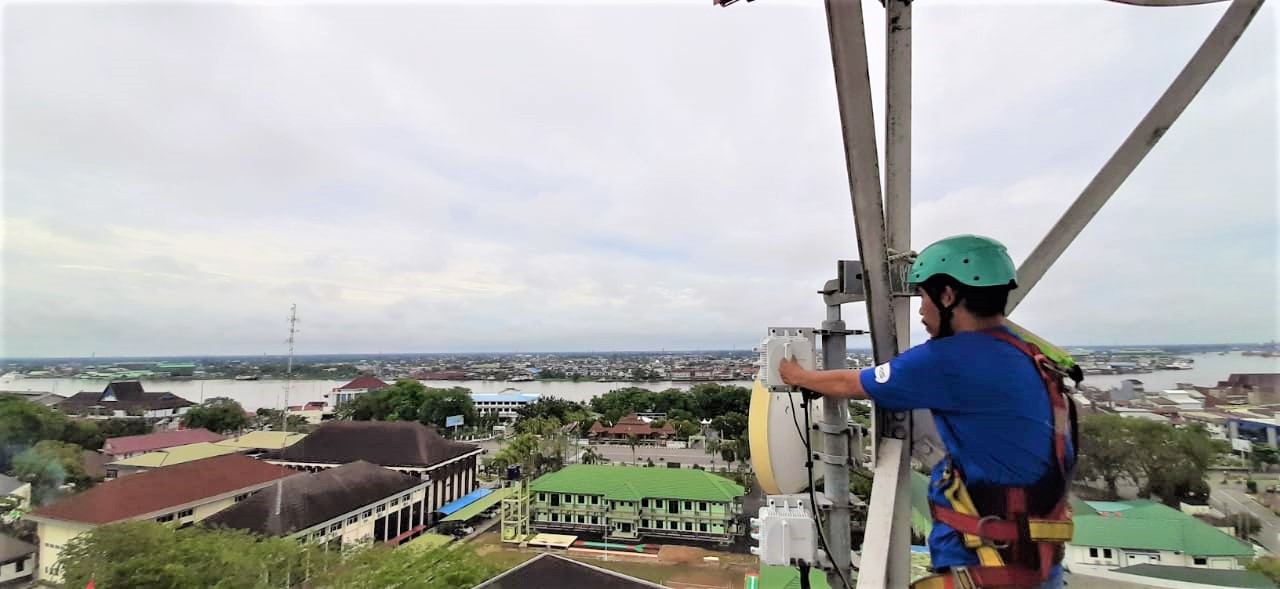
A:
[57,381,194,413]
[475,553,664,589]
[28,454,294,525]
[202,461,423,536]
[336,376,389,391]
[589,414,675,436]
[263,421,479,468]
[103,428,226,457]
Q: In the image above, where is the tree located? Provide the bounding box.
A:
[706,439,722,470]
[181,397,249,434]
[720,440,737,470]
[627,434,641,465]
[581,446,602,465]
[1119,419,1227,507]
[0,396,67,471]
[253,408,308,432]
[312,542,499,589]
[673,419,700,439]
[1076,414,1134,498]
[710,411,748,440]
[1250,556,1280,585]
[689,384,750,420]
[57,521,339,589]
[10,440,95,506]
[514,416,562,437]
[418,387,476,428]
[1251,444,1280,473]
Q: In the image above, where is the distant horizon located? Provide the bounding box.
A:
[2,341,1275,363]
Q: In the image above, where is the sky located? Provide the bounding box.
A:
[1,1,1276,357]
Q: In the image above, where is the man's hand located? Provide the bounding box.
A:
[778,357,807,388]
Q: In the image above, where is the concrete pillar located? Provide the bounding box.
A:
[1267,426,1277,449]
[1229,420,1239,441]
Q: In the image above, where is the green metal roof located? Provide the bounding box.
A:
[756,565,832,589]
[441,487,515,522]
[1113,564,1274,588]
[1071,499,1254,557]
[529,466,744,502]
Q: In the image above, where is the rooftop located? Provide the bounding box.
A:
[472,392,542,403]
[474,553,665,589]
[103,428,226,456]
[1112,564,1274,588]
[109,441,242,468]
[263,421,479,468]
[530,465,743,503]
[0,534,36,563]
[28,454,295,525]
[202,461,425,537]
[0,473,27,496]
[215,431,307,450]
[1071,499,1254,557]
[58,381,193,413]
[336,376,389,391]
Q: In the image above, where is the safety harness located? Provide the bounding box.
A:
[911,328,1080,589]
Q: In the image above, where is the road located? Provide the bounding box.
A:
[1210,484,1280,554]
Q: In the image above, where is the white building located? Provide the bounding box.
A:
[1158,389,1205,411]
[0,535,36,586]
[1110,407,1169,423]
[472,391,541,421]
[327,376,389,406]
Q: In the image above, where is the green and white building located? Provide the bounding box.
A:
[529,465,745,545]
[1066,499,1254,572]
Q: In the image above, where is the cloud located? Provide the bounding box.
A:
[1,2,1275,356]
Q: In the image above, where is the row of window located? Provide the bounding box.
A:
[308,492,421,541]
[155,508,195,524]
[535,493,717,514]
[534,513,721,534]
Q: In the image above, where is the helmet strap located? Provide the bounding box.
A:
[923,284,963,339]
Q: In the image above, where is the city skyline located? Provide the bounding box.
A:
[3,2,1276,357]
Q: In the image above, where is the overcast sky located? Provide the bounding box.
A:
[2,1,1276,357]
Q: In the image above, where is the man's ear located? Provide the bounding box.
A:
[940,286,958,309]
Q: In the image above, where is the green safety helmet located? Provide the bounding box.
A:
[909,235,1018,289]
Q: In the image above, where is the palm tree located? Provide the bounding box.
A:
[706,439,721,471]
[581,446,601,465]
[627,434,641,466]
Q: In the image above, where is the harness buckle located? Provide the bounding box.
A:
[950,566,978,589]
[975,515,1011,549]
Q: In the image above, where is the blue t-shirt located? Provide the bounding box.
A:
[859,327,1070,571]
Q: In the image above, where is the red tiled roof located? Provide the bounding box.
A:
[28,454,295,525]
[336,376,390,391]
[102,428,226,457]
[303,401,326,411]
[588,414,676,436]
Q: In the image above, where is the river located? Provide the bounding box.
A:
[1,352,1274,411]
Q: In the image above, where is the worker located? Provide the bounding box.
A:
[779,234,1077,589]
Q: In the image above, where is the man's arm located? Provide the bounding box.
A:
[777,358,868,400]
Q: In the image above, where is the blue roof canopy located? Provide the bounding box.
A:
[438,488,493,515]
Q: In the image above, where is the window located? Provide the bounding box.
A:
[1103,549,1113,559]
[550,495,560,507]
[106,469,118,478]
[591,516,598,524]
[390,498,399,507]
[156,514,175,523]
[668,501,679,514]
[347,516,358,525]
[685,521,693,531]
[641,499,648,508]
[642,519,649,528]
[314,530,325,538]
[1194,557,1208,566]
[620,522,632,533]
[551,513,559,522]
[330,523,342,532]
[538,493,547,502]
[577,515,585,524]
[16,559,25,572]
[591,496,599,505]
[402,494,411,503]
[684,501,692,511]
[377,505,386,513]
[235,493,250,502]
[363,509,373,519]
[1089,548,1098,558]
[700,523,707,532]
[699,502,708,511]
[178,508,194,518]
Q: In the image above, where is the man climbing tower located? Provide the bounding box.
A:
[779,234,1078,589]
